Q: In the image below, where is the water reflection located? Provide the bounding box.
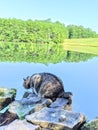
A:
[0,43,97,63]
[64,51,96,62]
[0,57,98,120]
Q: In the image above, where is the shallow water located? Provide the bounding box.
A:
[0,57,98,120]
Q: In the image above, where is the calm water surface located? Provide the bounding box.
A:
[0,57,98,120]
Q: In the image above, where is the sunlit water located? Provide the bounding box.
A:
[0,57,98,120]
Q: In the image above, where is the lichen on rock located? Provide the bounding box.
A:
[0,87,16,110]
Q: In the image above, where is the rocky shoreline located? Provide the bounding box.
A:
[0,87,97,130]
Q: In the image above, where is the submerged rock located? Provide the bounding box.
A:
[0,87,16,110]
[26,107,85,130]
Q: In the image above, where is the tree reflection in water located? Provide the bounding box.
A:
[0,43,97,63]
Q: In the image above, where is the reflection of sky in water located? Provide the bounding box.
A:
[0,57,98,120]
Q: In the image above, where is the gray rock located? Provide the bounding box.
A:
[26,107,85,130]
[50,98,72,111]
[21,92,52,106]
[81,118,98,130]
[0,119,41,130]
[0,98,52,126]
[8,98,52,119]
[0,111,18,126]
[0,87,16,110]
[28,98,52,114]
[22,92,36,98]
[8,101,33,119]
[21,96,42,105]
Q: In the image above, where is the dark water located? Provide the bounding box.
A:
[0,57,98,120]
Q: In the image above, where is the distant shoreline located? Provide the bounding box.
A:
[63,38,98,55]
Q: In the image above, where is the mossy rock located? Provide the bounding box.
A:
[0,87,16,110]
[81,118,98,130]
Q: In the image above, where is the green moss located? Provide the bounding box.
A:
[0,91,4,96]
[81,119,98,130]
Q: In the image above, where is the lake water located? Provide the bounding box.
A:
[0,56,98,120]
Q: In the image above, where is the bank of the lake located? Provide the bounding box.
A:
[63,38,98,55]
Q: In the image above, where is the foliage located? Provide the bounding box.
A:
[64,51,95,62]
[0,42,96,63]
[0,18,67,43]
[67,25,98,39]
[0,42,66,63]
[0,18,98,44]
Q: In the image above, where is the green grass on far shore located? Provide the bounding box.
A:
[63,38,98,55]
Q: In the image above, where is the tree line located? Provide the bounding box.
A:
[0,18,98,43]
